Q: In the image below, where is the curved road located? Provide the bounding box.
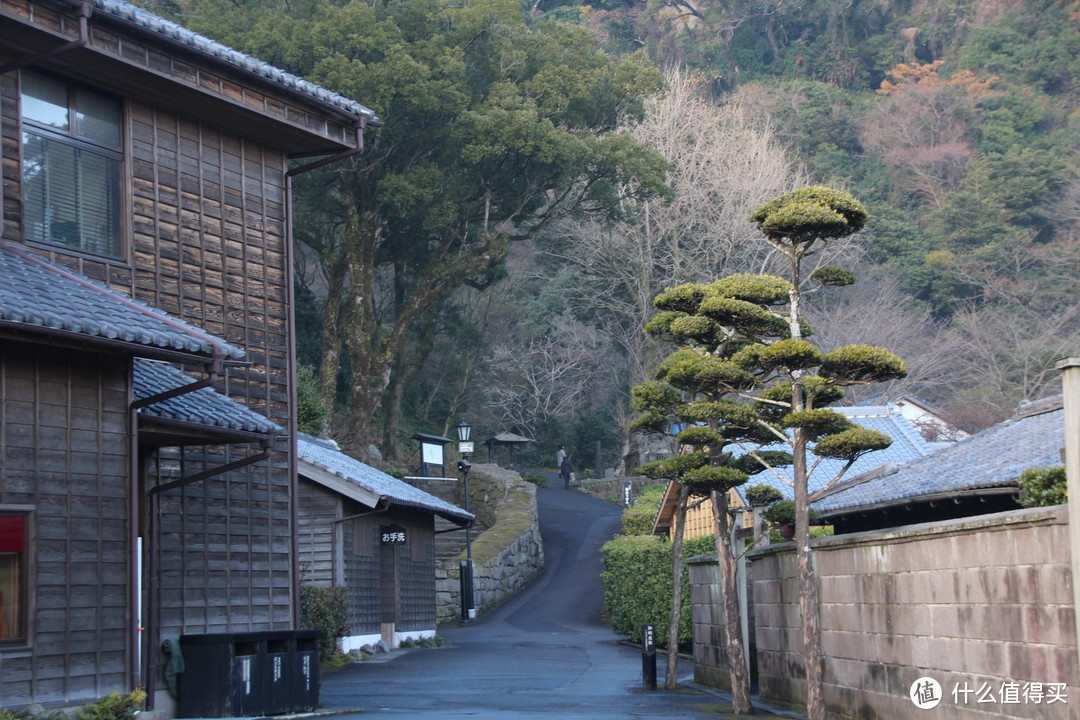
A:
[319,485,737,719]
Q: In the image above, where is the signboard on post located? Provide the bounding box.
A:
[641,623,657,691]
[421,442,444,467]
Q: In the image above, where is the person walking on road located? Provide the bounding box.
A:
[559,455,574,490]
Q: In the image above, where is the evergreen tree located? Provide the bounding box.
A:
[632,186,907,718]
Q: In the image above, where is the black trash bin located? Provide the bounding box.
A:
[263,633,294,716]
[177,632,265,718]
[177,630,321,717]
[292,630,320,712]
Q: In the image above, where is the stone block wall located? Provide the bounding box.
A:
[691,506,1078,719]
[435,464,544,623]
[581,476,654,505]
[690,560,730,691]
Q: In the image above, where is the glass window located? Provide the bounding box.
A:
[21,72,122,257]
[0,515,26,642]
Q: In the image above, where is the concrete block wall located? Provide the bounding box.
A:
[692,506,1078,719]
[435,464,544,623]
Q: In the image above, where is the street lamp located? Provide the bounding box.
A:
[456,421,476,621]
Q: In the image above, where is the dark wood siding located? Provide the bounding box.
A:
[1,66,19,242]
[127,93,296,636]
[0,341,131,707]
[343,514,380,634]
[382,509,435,632]
[2,62,298,644]
[296,479,339,586]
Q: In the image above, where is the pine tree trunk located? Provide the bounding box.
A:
[665,485,690,690]
[799,521,825,720]
[712,490,752,714]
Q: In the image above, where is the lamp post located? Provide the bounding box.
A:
[456,421,476,622]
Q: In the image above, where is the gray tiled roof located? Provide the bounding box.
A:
[0,242,245,360]
[96,0,378,123]
[488,432,534,444]
[737,404,941,502]
[298,433,473,524]
[134,359,280,434]
[813,397,1064,516]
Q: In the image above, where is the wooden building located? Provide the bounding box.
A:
[296,434,472,650]
[0,0,376,711]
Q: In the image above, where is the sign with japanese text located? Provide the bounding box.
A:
[380,524,407,546]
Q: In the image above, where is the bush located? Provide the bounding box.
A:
[522,473,548,488]
[599,533,715,646]
[300,584,352,661]
[620,483,667,535]
[762,499,796,526]
[77,690,146,720]
[744,483,782,507]
[1018,466,1067,507]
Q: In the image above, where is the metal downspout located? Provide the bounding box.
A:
[283,111,367,625]
[0,0,94,75]
[140,434,278,708]
[285,176,301,629]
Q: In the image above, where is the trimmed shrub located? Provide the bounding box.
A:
[600,533,715,646]
[620,483,667,535]
[300,584,352,661]
[77,690,146,720]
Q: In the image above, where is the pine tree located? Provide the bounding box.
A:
[632,186,907,717]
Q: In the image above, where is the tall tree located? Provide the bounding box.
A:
[744,186,906,719]
[188,0,668,458]
[629,274,803,708]
[634,187,906,718]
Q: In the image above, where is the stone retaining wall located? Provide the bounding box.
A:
[578,475,654,505]
[435,464,544,623]
[690,506,1078,719]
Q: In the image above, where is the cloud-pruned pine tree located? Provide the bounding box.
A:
[631,185,906,717]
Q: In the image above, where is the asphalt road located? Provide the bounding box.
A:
[319,484,744,719]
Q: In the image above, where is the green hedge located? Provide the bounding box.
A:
[600,533,715,645]
[620,483,668,535]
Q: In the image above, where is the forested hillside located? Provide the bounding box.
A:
[149,0,1079,471]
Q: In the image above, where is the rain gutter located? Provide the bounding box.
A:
[0,0,94,75]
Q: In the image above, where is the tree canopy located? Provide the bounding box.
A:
[172,0,669,458]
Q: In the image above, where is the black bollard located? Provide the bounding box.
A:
[641,624,657,691]
[460,558,475,622]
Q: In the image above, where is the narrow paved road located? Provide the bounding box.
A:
[319,485,739,719]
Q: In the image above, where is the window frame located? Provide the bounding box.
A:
[0,506,34,650]
[19,71,126,261]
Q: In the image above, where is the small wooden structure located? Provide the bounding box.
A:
[484,432,534,470]
[296,434,472,649]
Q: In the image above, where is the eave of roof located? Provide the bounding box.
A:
[813,398,1064,517]
[297,434,473,525]
[0,242,244,362]
[94,0,378,124]
[134,359,280,443]
[488,432,534,444]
